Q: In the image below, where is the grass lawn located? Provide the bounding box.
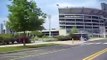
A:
[0,43,58,53]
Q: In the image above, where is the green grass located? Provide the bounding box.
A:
[0,43,58,53]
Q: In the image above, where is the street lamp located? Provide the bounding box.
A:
[48,15,51,37]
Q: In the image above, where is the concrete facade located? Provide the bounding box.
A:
[42,30,59,36]
[58,3,107,37]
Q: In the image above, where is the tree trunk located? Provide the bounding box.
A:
[23,31,26,46]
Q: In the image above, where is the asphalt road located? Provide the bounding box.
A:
[1,39,107,60]
[94,52,107,60]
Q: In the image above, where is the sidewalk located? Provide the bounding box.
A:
[0,41,83,48]
[49,41,84,45]
[89,38,106,41]
[0,38,106,47]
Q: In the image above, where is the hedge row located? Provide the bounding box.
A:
[0,34,30,45]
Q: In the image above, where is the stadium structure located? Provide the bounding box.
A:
[58,3,107,37]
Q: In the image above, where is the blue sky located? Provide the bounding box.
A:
[0,0,10,23]
[0,0,106,29]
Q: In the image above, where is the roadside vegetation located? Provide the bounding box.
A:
[0,27,84,45]
[0,33,30,45]
[0,43,58,53]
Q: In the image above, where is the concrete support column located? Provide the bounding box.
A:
[83,15,85,32]
[91,16,93,37]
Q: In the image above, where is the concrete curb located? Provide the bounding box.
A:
[0,48,36,54]
[0,44,59,54]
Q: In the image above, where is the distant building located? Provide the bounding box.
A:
[58,3,107,37]
[42,30,59,37]
[0,23,3,34]
[0,21,14,34]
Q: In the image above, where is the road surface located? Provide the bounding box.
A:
[0,39,107,60]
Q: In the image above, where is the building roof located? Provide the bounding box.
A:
[42,30,59,32]
[59,7,107,17]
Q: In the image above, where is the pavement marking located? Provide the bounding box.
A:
[95,43,101,44]
[83,42,107,45]
[83,48,107,60]
[103,43,107,44]
[80,42,105,46]
[10,48,71,60]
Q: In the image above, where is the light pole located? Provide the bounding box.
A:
[48,15,51,37]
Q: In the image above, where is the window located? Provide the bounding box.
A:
[60,22,65,24]
[85,23,92,25]
[66,19,75,21]
[76,19,83,21]
[93,23,98,25]
[84,20,91,22]
[85,16,91,19]
[92,20,99,22]
[66,23,75,25]
[76,23,83,25]
[77,26,83,28]
[66,26,72,28]
[92,16,98,19]
[59,19,65,21]
[60,26,65,29]
[59,15,64,17]
[85,26,92,28]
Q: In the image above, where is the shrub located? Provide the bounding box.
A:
[56,36,71,41]
[40,37,58,42]
[30,36,38,43]
[0,34,31,45]
[0,34,14,45]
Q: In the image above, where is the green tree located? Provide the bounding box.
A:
[7,0,46,46]
[69,27,78,36]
